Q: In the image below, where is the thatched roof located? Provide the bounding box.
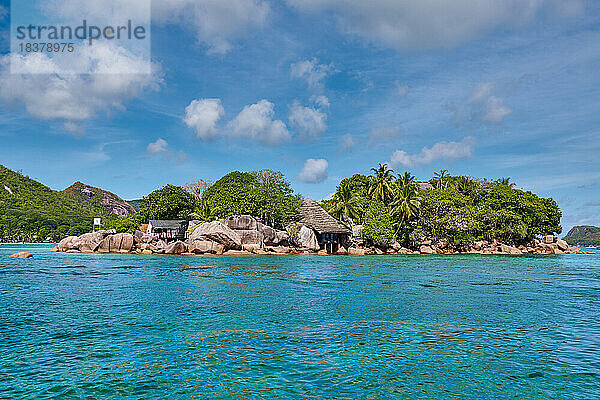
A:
[298,198,351,234]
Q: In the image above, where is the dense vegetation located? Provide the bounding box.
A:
[323,165,562,248]
[111,170,303,233]
[563,226,600,246]
[0,166,118,241]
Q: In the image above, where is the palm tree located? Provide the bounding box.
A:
[330,183,361,225]
[368,163,395,204]
[453,176,475,195]
[433,169,450,190]
[397,171,417,190]
[497,177,516,188]
[390,184,422,234]
[190,199,217,222]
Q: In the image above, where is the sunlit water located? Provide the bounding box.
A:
[1,244,599,399]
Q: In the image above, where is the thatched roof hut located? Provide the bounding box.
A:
[298,198,351,235]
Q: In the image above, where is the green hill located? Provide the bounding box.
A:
[126,199,144,212]
[563,226,600,246]
[0,165,132,242]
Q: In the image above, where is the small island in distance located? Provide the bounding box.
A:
[0,163,585,256]
[564,226,600,247]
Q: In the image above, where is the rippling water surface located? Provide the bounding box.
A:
[1,244,599,399]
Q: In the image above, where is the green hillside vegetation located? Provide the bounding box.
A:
[127,199,143,212]
[563,226,600,246]
[322,166,562,248]
[0,166,118,241]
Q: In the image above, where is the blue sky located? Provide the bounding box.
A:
[0,0,599,232]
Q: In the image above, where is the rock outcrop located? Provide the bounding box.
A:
[9,252,33,258]
[298,225,319,251]
[189,221,242,251]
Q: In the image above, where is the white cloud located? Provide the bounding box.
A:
[369,125,402,145]
[338,134,355,152]
[482,96,512,123]
[454,82,512,125]
[146,138,188,163]
[184,98,224,140]
[390,137,475,168]
[311,95,330,108]
[0,43,161,127]
[290,59,335,91]
[227,100,291,146]
[289,102,328,139]
[147,138,169,154]
[297,158,329,184]
[286,0,581,51]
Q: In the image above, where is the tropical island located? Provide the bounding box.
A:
[1,164,581,255]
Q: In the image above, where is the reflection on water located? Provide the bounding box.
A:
[0,244,599,399]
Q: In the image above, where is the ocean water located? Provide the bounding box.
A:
[1,244,599,399]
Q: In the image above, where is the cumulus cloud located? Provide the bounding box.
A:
[146,138,187,163]
[228,100,291,146]
[291,59,335,91]
[311,95,330,108]
[390,137,475,168]
[184,98,224,140]
[453,82,512,125]
[339,134,355,152]
[297,158,329,184]
[289,101,328,140]
[0,43,161,129]
[147,138,169,154]
[286,0,581,51]
[369,125,402,145]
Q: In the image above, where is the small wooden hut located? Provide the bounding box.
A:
[147,220,188,241]
[298,198,351,253]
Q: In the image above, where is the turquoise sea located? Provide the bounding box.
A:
[1,244,599,399]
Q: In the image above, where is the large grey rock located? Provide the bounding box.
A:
[237,230,264,246]
[78,232,106,252]
[58,236,79,251]
[499,244,522,255]
[189,221,242,250]
[298,225,319,251]
[419,245,434,254]
[165,241,187,255]
[556,239,569,251]
[275,230,289,245]
[189,240,225,254]
[257,222,277,244]
[226,215,258,231]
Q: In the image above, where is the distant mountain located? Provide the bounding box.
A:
[564,226,600,246]
[0,165,130,241]
[127,199,144,212]
[63,182,135,216]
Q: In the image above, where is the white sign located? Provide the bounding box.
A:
[94,218,101,225]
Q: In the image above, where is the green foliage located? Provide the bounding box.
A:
[361,201,396,244]
[202,170,301,227]
[329,182,362,224]
[110,214,144,233]
[127,199,143,212]
[139,185,195,220]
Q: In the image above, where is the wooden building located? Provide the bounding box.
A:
[298,198,351,253]
[147,220,188,241]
